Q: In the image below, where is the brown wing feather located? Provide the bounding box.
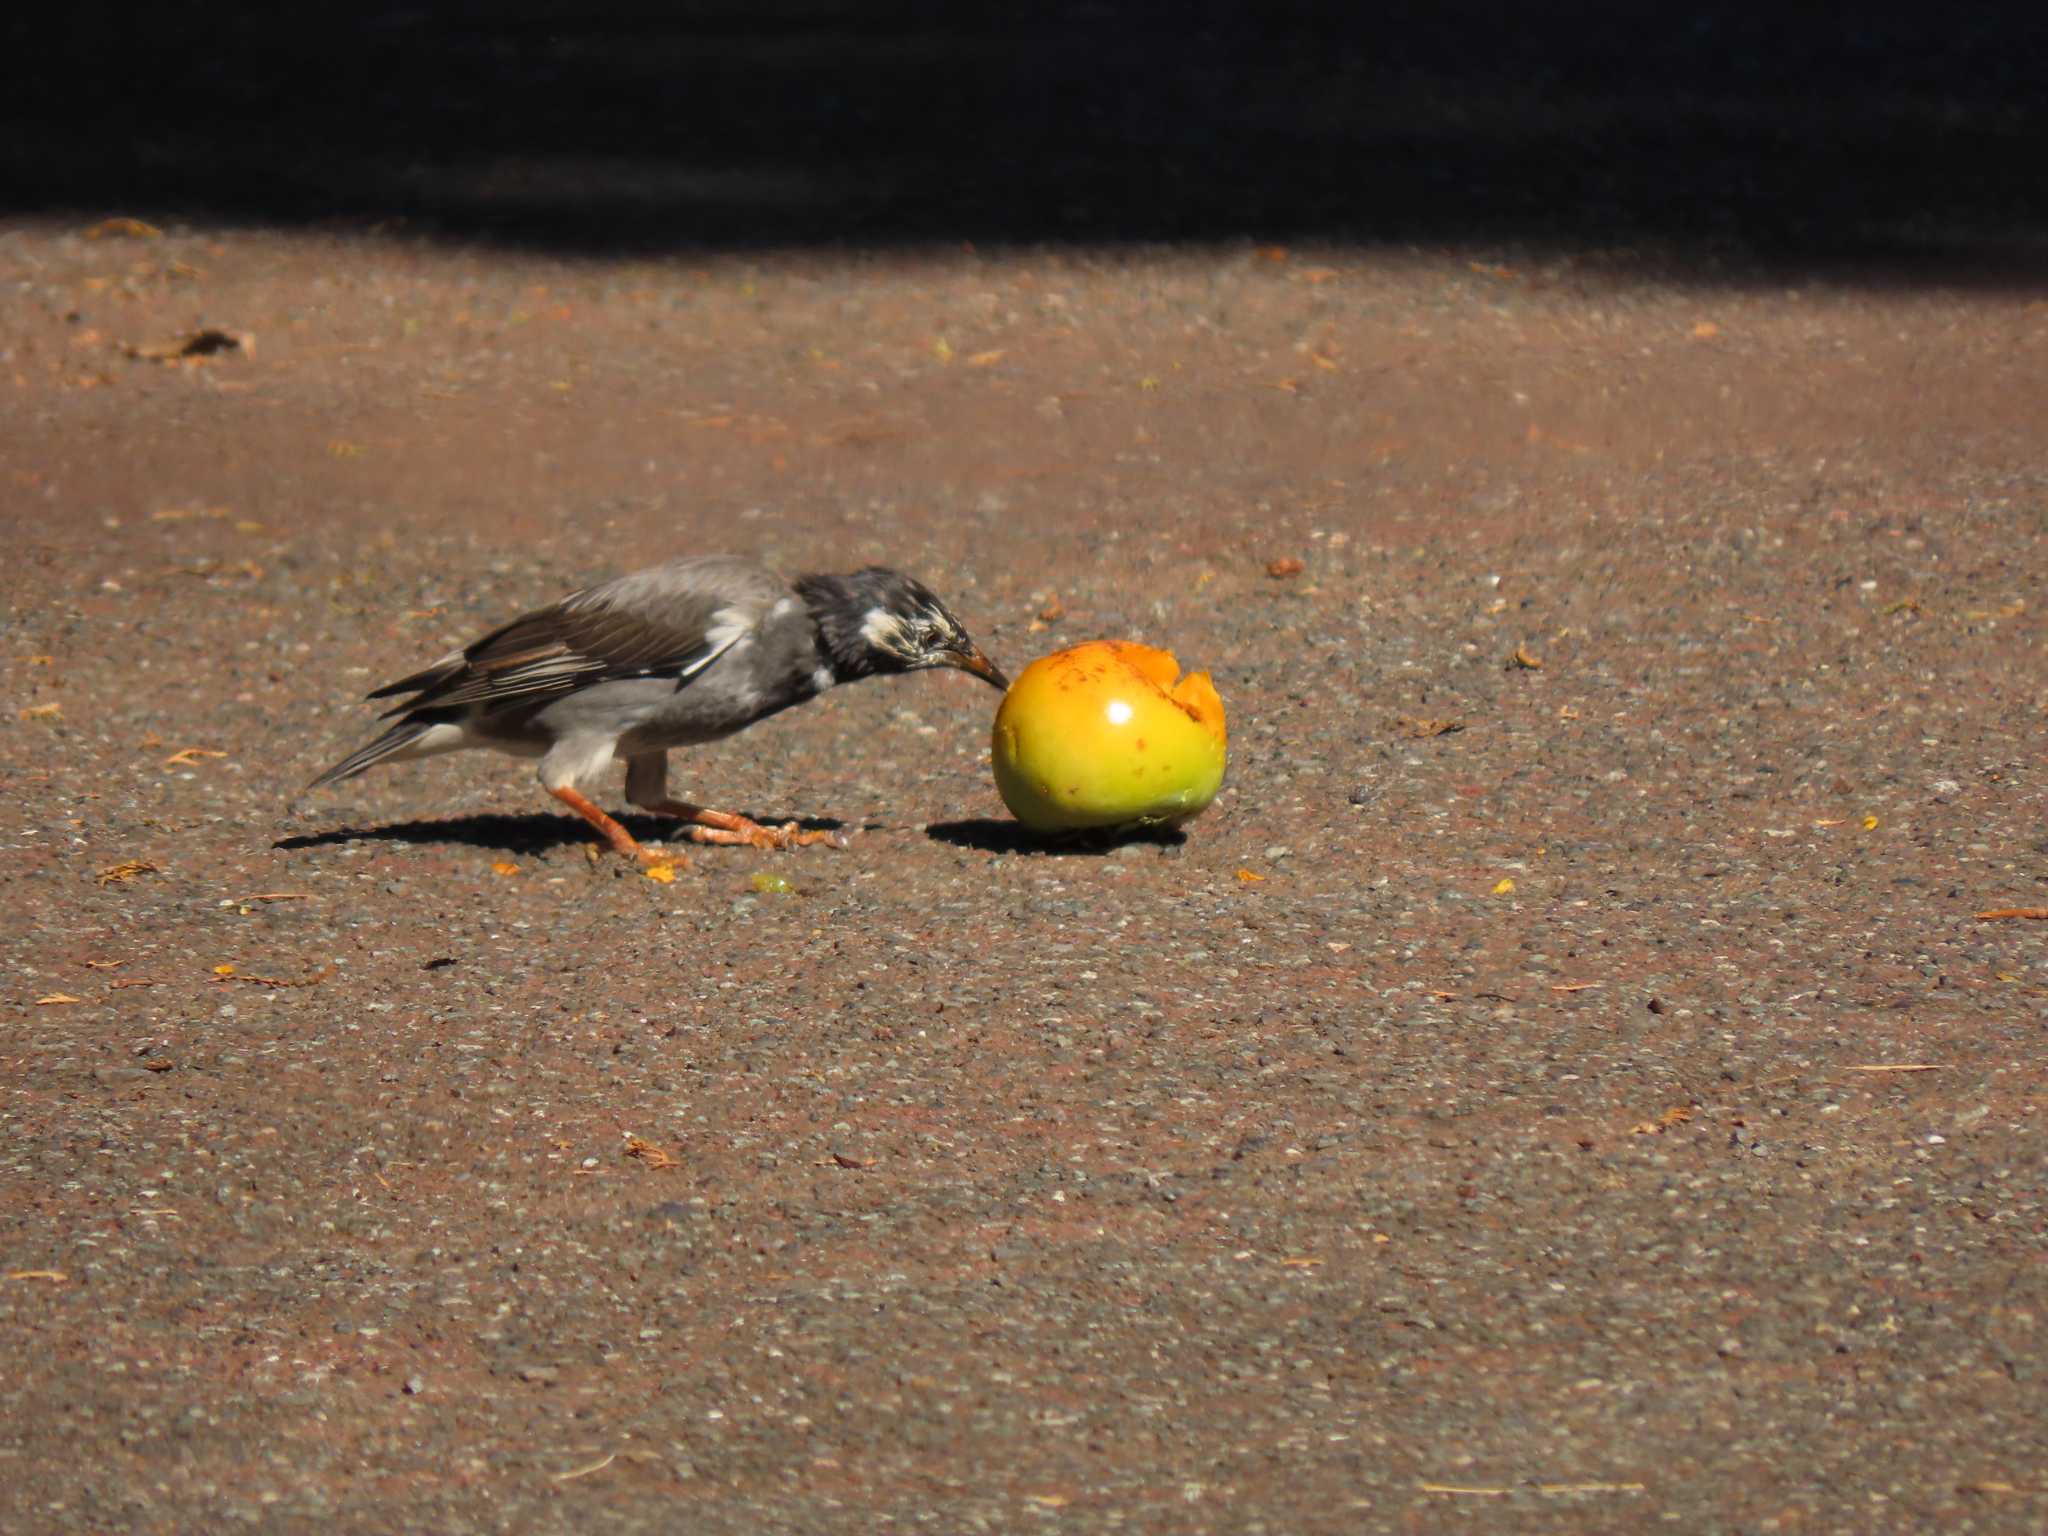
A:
[374,583,736,718]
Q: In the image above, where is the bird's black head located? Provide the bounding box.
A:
[797,567,1008,690]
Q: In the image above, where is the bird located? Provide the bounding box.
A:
[309,555,1008,863]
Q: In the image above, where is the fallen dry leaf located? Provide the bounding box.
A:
[624,1136,680,1170]
[491,861,520,877]
[966,349,1006,368]
[17,702,61,721]
[36,994,84,1006]
[1631,1106,1695,1135]
[85,217,162,240]
[216,963,335,989]
[161,747,226,768]
[1392,716,1464,738]
[1509,645,1543,669]
[96,860,160,886]
[1976,907,2048,921]
[1235,868,1265,883]
[1690,320,1720,339]
[1266,556,1306,579]
[829,1152,877,1170]
[1491,877,1516,894]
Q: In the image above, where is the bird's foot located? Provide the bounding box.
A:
[685,814,846,852]
[645,800,844,851]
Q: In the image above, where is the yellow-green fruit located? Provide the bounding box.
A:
[991,640,1227,832]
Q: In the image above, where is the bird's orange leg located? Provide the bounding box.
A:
[641,798,846,851]
[548,785,685,865]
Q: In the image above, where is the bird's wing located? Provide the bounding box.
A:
[372,574,756,718]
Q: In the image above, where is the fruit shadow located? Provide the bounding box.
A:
[276,811,850,857]
[924,819,1187,856]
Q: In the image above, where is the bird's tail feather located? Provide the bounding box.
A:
[307,721,436,790]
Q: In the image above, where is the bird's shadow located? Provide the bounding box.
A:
[923,819,1187,856]
[275,811,849,857]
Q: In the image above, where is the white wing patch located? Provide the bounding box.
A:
[681,607,754,682]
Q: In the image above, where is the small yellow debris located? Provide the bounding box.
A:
[1862,815,1880,830]
[95,859,160,886]
[213,964,236,977]
[18,702,61,721]
[1492,877,1516,894]
[491,861,520,878]
[1235,868,1265,883]
[642,862,678,883]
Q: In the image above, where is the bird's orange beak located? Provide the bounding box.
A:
[944,645,1009,691]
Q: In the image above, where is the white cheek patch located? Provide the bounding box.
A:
[812,665,836,693]
[859,607,907,651]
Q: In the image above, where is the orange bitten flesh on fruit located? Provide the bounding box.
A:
[991,640,1227,833]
